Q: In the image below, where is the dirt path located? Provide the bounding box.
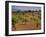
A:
[12,22,41,31]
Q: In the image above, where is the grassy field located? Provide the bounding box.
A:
[12,11,41,31]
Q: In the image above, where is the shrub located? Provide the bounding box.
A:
[12,15,19,23]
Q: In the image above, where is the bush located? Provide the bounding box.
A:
[12,15,19,23]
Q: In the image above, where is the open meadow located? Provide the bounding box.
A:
[12,11,41,31]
